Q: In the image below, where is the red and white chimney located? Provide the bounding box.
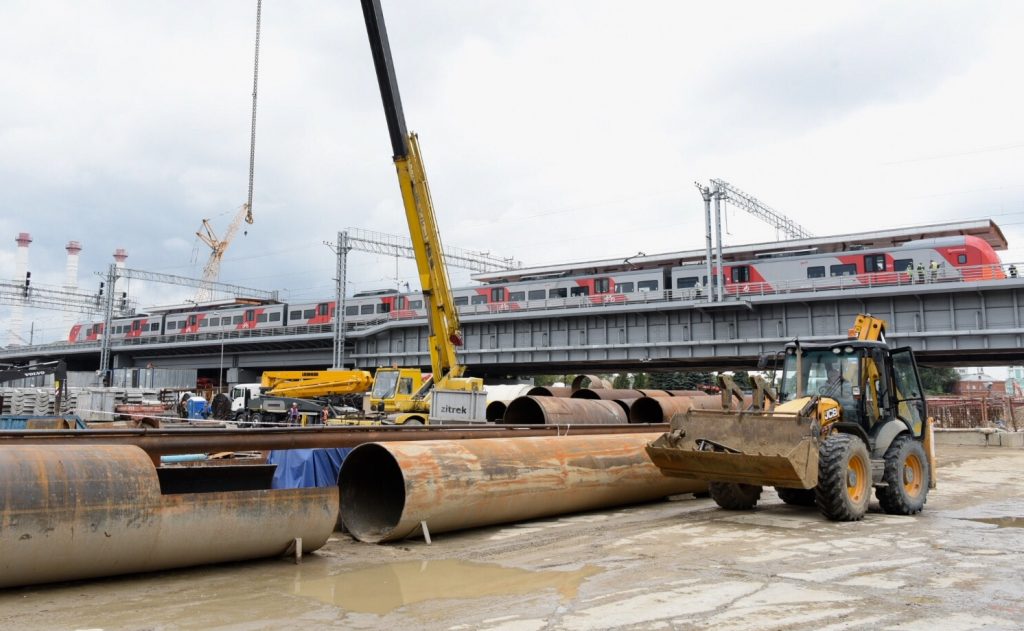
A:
[63,241,83,330]
[8,232,31,346]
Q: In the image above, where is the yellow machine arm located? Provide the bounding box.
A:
[362,0,477,391]
[261,370,373,398]
[848,314,886,341]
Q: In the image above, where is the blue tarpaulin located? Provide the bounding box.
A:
[267,448,352,489]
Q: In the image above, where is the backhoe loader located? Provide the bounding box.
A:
[646,315,936,521]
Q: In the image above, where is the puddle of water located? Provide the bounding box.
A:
[293,559,600,615]
[968,517,1024,529]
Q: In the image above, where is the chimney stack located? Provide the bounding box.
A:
[112,248,127,298]
[8,232,32,346]
[63,240,83,330]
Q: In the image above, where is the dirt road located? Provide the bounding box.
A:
[2,446,1022,630]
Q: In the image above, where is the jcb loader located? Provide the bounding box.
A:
[646,315,936,521]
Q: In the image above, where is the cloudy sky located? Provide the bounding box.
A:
[2,0,1023,344]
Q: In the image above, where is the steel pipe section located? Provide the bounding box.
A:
[0,445,337,588]
[525,386,574,397]
[0,425,667,457]
[629,395,751,423]
[339,433,708,543]
[501,396,628,425]
[485,400,508,422]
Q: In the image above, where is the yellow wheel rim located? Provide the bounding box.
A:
[846,453,868,503]
[903,453,924,497]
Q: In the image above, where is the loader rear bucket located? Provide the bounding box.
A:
[645,409,820,489]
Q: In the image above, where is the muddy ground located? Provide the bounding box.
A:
[2,445,1022,630]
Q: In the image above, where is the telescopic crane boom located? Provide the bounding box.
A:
[360,0,480,395]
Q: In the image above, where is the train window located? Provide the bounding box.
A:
[245,310,256,322]
[409,300,423,309]
[830,264,857,277]
[864,254,886,272]
[257,313,268,323]
[303,309,315,319]
[454,296,469,306]
[676,277,698,289]
[509,291,525,301]
[471,295,487,305]
[377,303,391,314]
[233,315,243,324]
[269,312,280,322]
[491,287,505,302]
[290,310,301,319]
[638,280,660,292]
[894,258,914,274]
[549,288,567,298]
[200,319,208,328]
[317,304,330,316]
[345,306,359,316]
[528,289,546,300]
[617,282,634,293]
[594,278,610,293]
[731,266,750,283]
[570,286,590,297]
[807,266,825,279]
[208,318,219,327]
[360,304,374,315]
[957,254,967,264]
[150,323,159,331]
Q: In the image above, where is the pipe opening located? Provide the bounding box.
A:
[339,444,406,541]
[486,401,508,422]
[500,397,547,424]
[629,397,666,423]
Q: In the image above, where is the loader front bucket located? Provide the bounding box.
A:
[645,409,821,489]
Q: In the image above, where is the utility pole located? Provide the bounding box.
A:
[324,231,351,369]
[98,263,117,386]
[695,182,714,303]
[713,183,725,302]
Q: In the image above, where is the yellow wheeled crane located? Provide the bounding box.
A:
[647,314,936,521]
[359,0,486,424]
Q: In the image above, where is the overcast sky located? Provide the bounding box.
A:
[2,0,1023,344]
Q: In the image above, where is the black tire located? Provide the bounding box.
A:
[709,482,762,510]
[776,487,817,506]
[211,393,232,420]
[816,433,872,521]
[402,418,424,426]
[876,435,930,515]
[234,412,248,428]
[250,412,263,428]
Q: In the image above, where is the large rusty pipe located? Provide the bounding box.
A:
[571,388,649,400]
[0,424,666,458]
[501,396,628,425]
[339,433,707,543]
[629,395,752,423]
[0,445,337,588]
[485,400,508,422]
[525,386,574,397]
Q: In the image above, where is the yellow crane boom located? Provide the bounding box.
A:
[194,203,254,302]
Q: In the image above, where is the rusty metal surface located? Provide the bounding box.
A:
[525,386,574,397]
[339,433,708,543]
[645,409,821,489]
[628,395,746,423]
[571,388,646,400]
[0,424,666,458]
[501,396,628,425]
[0,445,338,588]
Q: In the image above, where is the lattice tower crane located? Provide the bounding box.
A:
[193,0,263,302]
[194,203,254,302]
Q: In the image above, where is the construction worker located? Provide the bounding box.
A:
[320,405,330,423]
[287,402,300,425]
[916,262,925,284]
[905,262,914,284]
[1009,264,1018,279]
[929,260,939,282]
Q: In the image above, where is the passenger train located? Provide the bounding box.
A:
[67,235,1005,343]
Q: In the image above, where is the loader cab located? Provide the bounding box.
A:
[779,342,897,429]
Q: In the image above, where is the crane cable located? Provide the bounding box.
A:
[244,0,262,225]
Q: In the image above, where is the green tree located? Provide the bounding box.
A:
[612,373,631,389]
[632,372,650,389]
[730,371,753,390]
[918,366,958,395]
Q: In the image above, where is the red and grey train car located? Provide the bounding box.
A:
[67,235,1004,343]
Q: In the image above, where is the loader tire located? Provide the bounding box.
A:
[876,435,929,515]
[709,482,762,510]
[775,487,816,507]
[816,433,871,521]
